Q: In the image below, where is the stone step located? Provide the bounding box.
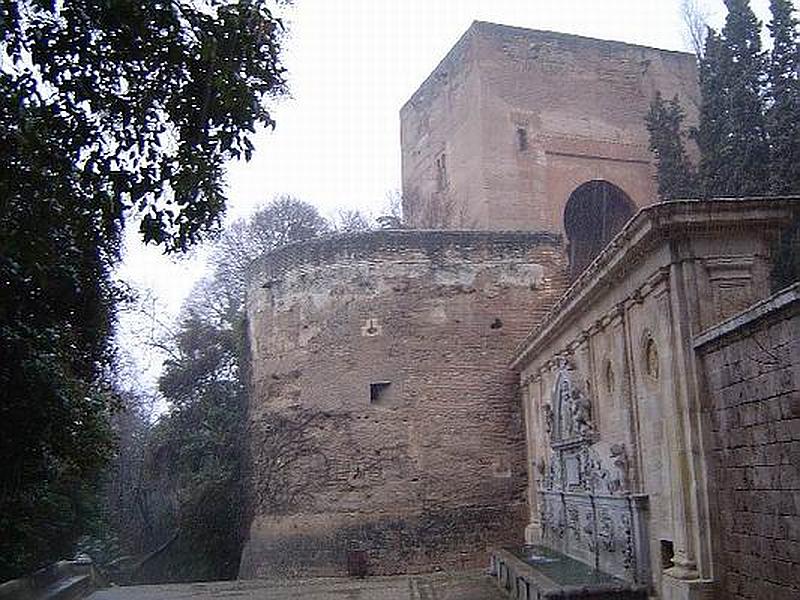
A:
[87,571,506,600]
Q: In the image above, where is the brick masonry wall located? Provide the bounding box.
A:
[239,230,569,578]
[696,285,800,600]
[401,22,699,232]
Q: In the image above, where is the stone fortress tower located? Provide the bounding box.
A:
[239,22,799,600]
[240,231,569,577]
[401,21,698,272]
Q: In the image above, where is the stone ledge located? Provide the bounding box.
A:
[251,229,563,283]
[693,281,800,351]
[511,197,800,369]
[0,560,101,600]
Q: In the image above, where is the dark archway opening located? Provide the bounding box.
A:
[564,180,635,278]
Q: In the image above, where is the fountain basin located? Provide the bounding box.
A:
[490,546,647,599]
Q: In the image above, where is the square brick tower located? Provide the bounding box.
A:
[401,21,699,260]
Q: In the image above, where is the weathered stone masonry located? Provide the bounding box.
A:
[694,283,800,600]
[401,21,699,233]
[240,17,800,598]
[240,230,569,578]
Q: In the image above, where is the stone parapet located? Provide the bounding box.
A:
[252,229,562,281]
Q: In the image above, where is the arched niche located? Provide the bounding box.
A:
[564,180,635,278]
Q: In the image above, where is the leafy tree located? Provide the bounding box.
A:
[97,197,329,581]
[695,0,769,197]
[646,92,699,199]
[0,0,287,579]
[652,1,798,286]
[143,306,248,581]
[693,29,727,196]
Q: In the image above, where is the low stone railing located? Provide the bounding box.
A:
[0,558,103,600]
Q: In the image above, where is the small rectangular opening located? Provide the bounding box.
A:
[516,127,528,151]
[370,381,391,404]
[346,547,368,578]
[435,153,448,191]
[660,540,674,570]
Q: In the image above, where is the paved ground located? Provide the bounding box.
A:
[88,570,506,600]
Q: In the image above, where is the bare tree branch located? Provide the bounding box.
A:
[681,0,711,56]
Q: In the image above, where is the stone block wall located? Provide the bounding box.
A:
[695,284,800,600]
[240,230,569,578]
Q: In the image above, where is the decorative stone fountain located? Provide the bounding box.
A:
[490,359,649,599]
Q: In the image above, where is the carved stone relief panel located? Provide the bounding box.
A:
[547,358,596,448]
[540,491,650,584]
[534,354,649,585]
[598,509,616,553]
[564,452,582,491]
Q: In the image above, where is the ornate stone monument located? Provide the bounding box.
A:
[504,198,797,599]
[537,358,649,585]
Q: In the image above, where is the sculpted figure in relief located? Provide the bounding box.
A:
[572,388,594,437]
[543,403,553,438]
[551,359,595,443]
[557,375,575,439]
[608,443,629,494]
[577,442,630,495]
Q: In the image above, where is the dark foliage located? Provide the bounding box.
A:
[696,0,769,197]
[0,0,286,580]
[645,92,699,199]
[88,197,329,581]
[648,0,799,288]
[766,0,800,289]
[146,311,248,581]
[76,393,154,564]
[767,0,800,195]
[771,217,800,290]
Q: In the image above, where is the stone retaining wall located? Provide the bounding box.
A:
[695,283,800,600]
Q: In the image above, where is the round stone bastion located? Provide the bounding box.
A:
[240,229,568,578]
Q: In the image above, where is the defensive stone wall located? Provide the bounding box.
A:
[240,229,569,578]
[694,283,800,600]
[401,21,699,233]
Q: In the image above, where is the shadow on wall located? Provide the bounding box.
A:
[565,180,635,279]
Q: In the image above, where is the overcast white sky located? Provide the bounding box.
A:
[116,0,773,394]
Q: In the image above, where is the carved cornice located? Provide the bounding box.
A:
[527,268,668,379]
[511,197,800,369]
